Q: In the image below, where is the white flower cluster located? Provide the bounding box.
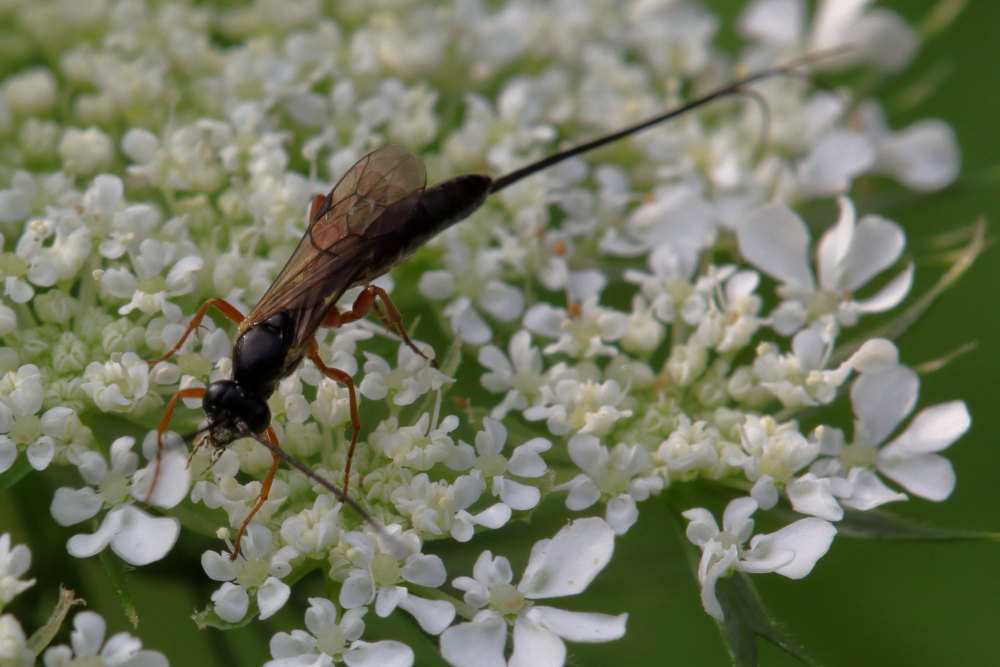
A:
[0,0,970,664]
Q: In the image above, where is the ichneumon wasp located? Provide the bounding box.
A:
[144,59,821,558]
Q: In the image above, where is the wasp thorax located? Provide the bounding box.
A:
[202,380,271,446]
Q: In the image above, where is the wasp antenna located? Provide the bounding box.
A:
[487,52,848,195]
[240,426,386,536]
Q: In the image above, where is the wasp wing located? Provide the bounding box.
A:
[244,145,427,349]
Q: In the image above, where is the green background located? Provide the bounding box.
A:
[2,1,997,664]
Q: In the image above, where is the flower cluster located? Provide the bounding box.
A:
[0,0,971,664]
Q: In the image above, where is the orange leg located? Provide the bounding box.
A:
[230,425,281,561]
[147,297,246,366]
[323,285,432,364]
[146,386,206,503]
[307,341,361,493]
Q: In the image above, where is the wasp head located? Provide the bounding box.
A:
[199,380,271,449]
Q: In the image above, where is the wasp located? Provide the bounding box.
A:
[145,62,812,557]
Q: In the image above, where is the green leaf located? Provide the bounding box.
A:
[715,572,818,666]
[99,548,140,628]
[0,455,32,491]
[836,508,998,541]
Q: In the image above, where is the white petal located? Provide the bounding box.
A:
[509,613,564,667]
[497,478,541,511]
[472,503,511,529]
[878,119,959,191]
[257,577,291,620]
[267,629,317,662]
[303,597,339,636]
[851,364,918,445]
[202,550,239,581]
[70,611,106,656]
[796,130,876,196]
[479,281,524,322]
[787,474,843,521]
[67,508,124,558]
[563,477,600,511]
[518,518,614,599]
[109,505,179,565]
[605,495,639,535]
[340,571,375,609]
[51,487,102,526]
[212,582,249,623]
[855,264,913,313]
[878,453,956,501]
[839,468,907,510]
[530,605,627,643]
[131,445,191,509]
[739,0,804,44]
[842,215,905,291]
[439,610,507,667]
[401,554,446,587]
[26,437,55,470]
[882,401,970,455]
[721,497,758,541]
[681,507,719,546]
[738,204,815,291]
[397,594,455,635]
[344,640,414,667]
[744,518,836,579]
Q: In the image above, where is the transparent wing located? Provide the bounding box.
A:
[244,145,426,349]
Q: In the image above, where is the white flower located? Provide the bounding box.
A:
[266,597,414,667]
[683,498,836,619]
[42,611,167,667]
[476,330,545,420]
[440,517,626,667]
[59,127,114,176]
[79,352,152,412]
[740,0,918,73]
[855,101,960,192]
[419,244,524,345]
[555,434,663,534]
[448,417,550,513]
[50,436,183,566]
[523,377,632,437]
[369,413,461,472]
[338,527,455,635]
[808,363,969,512]
[390,473,494,541]
[0,614,33,666]
[738,197,913,334]
[0,534,34,607]
[96,238,203,320]
[359,346,450,406]
[201,524,290,622]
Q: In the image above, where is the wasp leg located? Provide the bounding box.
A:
[324,285,433,365]
[230,424,281,561]
[146,297,246,366]
[147,386,206,503]
[307,341,361,493]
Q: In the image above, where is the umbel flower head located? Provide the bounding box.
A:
[0,0,977,664]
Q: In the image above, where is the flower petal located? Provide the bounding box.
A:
[439,610,507,667]
[529,606,628,643]
[744,518,836,579]
[509,613,565,667]
[344,640,414,667]
[109,505,179,565]
[518,517,614,599]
